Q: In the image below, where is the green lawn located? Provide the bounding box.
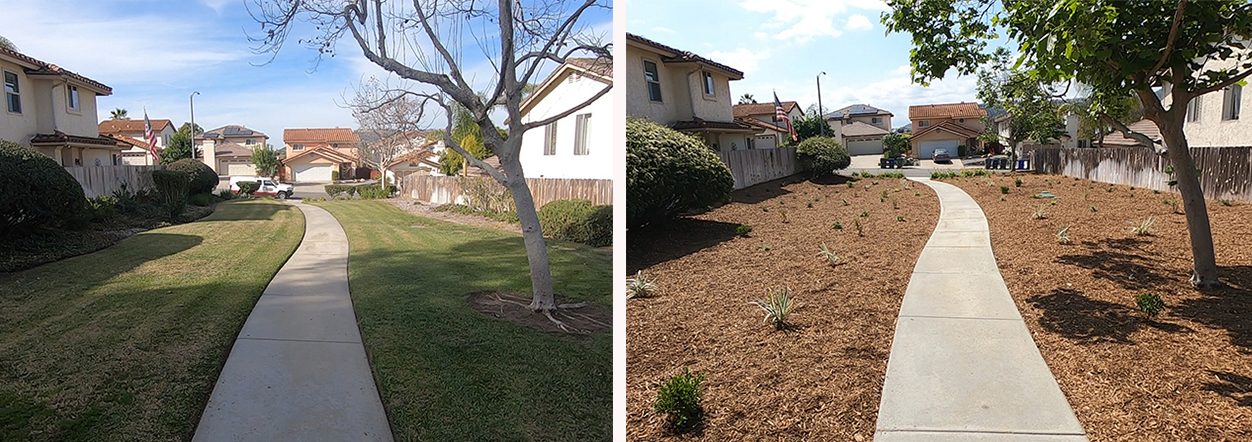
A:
[0,200,304,441]
[315,201,611,441]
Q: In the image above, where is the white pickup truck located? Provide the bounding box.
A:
[229,176,295,199]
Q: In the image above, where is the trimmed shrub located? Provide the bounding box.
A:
[237,181,260,195]
[151,170,190,220]
[795,136,850,177]
[655,368,705,433]
[357,185,390,200]
[166,159,218,195]
[537,199,612,247]
[324,184,358,197]
[0,140,88,235]
[627,118,733,229]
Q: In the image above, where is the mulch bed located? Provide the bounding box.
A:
[626,175,939,440]
[946,174,1252,441]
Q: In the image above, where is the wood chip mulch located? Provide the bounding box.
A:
[947,175,1252,442]
[626,176,939,441]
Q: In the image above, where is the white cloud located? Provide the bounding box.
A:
[846,14,873,31]
[202,0,235,14]
[707,48,773,75]
[738,0,887,43]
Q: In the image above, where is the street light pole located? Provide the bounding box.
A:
[189,91,200,158]
[816,72,827,136]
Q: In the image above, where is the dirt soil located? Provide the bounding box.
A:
[626,176,940,440]
[388,199,520,232]
[947,174,1252,442]
[468,292,610,335]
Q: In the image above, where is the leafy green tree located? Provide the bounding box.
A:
[883,0,1252,288]
[976,49,1066,154]
[438,104,494,176]
[791,114,828,142]
[883,132,911,157]
[251,144,281,177]
[161,130,193,163]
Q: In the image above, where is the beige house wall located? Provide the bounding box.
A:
[0,59,38,146]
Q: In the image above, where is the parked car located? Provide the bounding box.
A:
[932,148,953,164]
[229,176,294,199]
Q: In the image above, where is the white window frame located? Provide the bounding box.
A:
[1222,85,1242,121]
[292,144,305,151]
[4,70,21,114]
[702,71,715,97]
[643,60,662,102]
[1187,96,1202,122]
[574,113,591,155]
[66,85,80,111]
[543,121,557,155]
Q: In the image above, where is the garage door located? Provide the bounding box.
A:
[292,164,334,183]
[918,139,960,159]
[226,162,257,177]
[846,139,884,156]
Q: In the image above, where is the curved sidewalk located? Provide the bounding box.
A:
[874,179,1086,441]
[194,202,392,441]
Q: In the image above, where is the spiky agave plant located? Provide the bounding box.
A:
[750,287,800,330]
[817,243,839,267]
[626,271,655,299]
[1056,226,1071,244]
[1130,217,1156,236]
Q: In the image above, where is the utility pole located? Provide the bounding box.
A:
[189,91,200,158]
[817,72,827,136]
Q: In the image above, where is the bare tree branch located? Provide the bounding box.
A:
[1150,0,1189,81]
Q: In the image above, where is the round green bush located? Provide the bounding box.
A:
[151,169,190,220]
[538,199,612,247]
[166,158,219,195]
[627,118,733,229]
[795,136,850,177]
[0,140,88,235]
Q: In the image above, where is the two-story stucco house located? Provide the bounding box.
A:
[517,57,612,180]
[1100,82,1245,149]
[626,33,755,151]
[908,102,988,159]
[282,128,361,182]
[197,125,269,176]
[99,118,175,166]
[732,100,805,149]
[825,104,894,155]
[1,46,124,166]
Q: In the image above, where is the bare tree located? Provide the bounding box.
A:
[249,0,611,312]
[352,77,432,185]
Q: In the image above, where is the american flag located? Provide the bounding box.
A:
[774,92,797,141]
[143,111,160,165]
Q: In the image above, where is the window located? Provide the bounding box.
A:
[163,135,170,146]
[4,71,20,113]
[702,72,715,96]
[245,138,256,145]
[643,60,662,102]
[872,117,881,124]
[292,144,304,151]
[919,120,930,128]
[331,143,339,148]
[1187,96,1202,122]
[543,121,557,155]
[574,113,591,155]
[1222,85,1242,120]
[66,85,79,111]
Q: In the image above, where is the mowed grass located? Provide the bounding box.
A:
[0,201,304,441]
[315,201,611,441]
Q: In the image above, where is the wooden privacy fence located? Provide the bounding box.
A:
[64,165,157,198]
[718,147,798,190]
[1021,145,1252,201]
[400,174,613,208]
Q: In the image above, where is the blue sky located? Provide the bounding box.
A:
[1,0,611,142]
[627,0,989,128]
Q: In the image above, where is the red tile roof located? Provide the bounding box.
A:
[912,119,983,139]
[31,131,124,148]
[284,128,360,144]
[99,119,173,134]
[0,46,112,94]
[567,57,611,78]
[733,101,799,119]
[909,102,986,120]
[627,33,744,79]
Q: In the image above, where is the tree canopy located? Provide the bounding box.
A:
[251,144,280,177]
[976,49,1066,151]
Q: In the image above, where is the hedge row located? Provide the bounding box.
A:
[538,199,612,247]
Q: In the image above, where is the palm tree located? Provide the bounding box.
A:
[0,35,16,51]
[109,108,129,120]
[738,93,757,105]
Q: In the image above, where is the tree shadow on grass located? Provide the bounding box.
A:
[1171,266,1252,352]
[627,218,741,274]
[1201,370,1252,407]
[1025,288,1193,345]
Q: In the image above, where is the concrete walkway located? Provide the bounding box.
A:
[194,202,392,441]
[874,179,1086,441]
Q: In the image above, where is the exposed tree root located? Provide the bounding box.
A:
[492,294,604,335]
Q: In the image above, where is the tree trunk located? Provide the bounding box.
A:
[1156,113,1222,288]
[498,158,557,311]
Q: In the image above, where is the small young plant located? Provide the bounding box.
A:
[626,271,656,299]
[1134,293,1165,319]
[1130,217,1156,236]
[806,201,813,208]
[847,182,855,188]
[750,287,800,330]
[1032,206,1048,220]
[860,210,869,218]
[1000,186,1010,195]
[779,210,790,224]
[1164,198,1180,214]
[832,221,843,230]
[1090,205,1099,213]
[817,243,840,267]
[655,368,705,433]
[736,224,753,236]
[896,215,905,222]
[841,199,850,206]
[1219,199,1235,207]
[1056,226,1071,244]
[1014,177,1023,187]
[854,219,864,236]
[757,243,772,252]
